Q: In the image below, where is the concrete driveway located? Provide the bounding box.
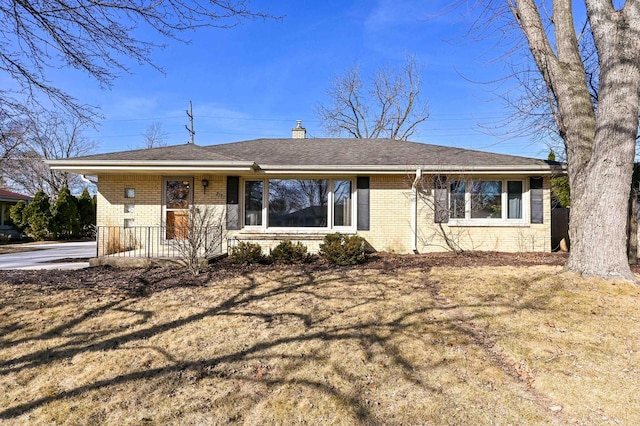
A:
[0,241,96,270]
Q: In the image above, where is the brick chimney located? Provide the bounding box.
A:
[292,120,306,139]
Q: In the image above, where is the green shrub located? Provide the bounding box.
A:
[24,190,52,240]
[9,200,27,231]
[319,233,366,265]
[77,188,97,238]
[269,240,309,264]
[51,186,80,239]
[230,241,265,264]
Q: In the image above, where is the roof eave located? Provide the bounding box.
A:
[46,160,563,176]
[47,160,258,175]
[0,197,31,202]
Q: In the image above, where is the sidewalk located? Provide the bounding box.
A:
[0,241,96,270]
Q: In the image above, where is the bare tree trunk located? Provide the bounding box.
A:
[564,6,640,281]
[567,158,636,280]
[509,0,640,282]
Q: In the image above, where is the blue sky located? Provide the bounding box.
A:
[55,0,551,158]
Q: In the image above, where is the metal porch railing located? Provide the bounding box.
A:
[96,226,223,258]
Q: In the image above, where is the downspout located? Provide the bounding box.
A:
[411,168,422,254]
[80,174,98,185]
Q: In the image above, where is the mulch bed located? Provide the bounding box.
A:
[0,252,575,297]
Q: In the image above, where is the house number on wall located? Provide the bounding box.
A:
[215,191,224,200]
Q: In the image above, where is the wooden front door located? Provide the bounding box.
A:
[165,178,192,240]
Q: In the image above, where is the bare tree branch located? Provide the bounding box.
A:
[0,111,96,196]
[142,122,169,149]
[316,55,429,140]
[0,0,273,120]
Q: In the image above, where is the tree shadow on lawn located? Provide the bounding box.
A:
[0,261,562,423]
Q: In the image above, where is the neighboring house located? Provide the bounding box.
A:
[47,122,563,257]
[0,189,32,235]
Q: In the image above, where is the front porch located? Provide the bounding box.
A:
[96,225,224,259]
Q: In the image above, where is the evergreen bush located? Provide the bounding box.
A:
[24,190,52,240]
[269,240,309,264]
[51,187,80,239]
[9,200,27,231]
[77,188,97,238]
[319,233,366,265]
[230,241,265,264]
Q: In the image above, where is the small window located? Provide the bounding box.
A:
[450,180,466,219]
[333,180,352,227]
[244,180,263,226]
[166,180,190,209]
[124,218,135,228]
[507,181,523,219]
[124,203,135,214]
[124,188,135,198]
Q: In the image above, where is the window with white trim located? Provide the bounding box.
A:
[244,180,263,226]
[449,179,525,222]
[242,178,356,230]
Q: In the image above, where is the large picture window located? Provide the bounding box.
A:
[242,178,355,229]
[269,179,328,227]
[448,179,525,222]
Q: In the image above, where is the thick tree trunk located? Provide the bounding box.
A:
[566,160,636,281]
[511,0,640,282]
[564,20,639,282]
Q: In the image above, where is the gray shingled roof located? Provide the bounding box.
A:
[209,138,555,168]
[69,143,244,162]
[48,138,561,173]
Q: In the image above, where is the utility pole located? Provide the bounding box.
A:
[185,100,195,144]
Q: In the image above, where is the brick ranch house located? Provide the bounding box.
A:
[48,123,563,258]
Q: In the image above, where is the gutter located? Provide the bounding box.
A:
[45,159,258,173]
[254,164,563,175]
[45,158,562,176]
[411,168,422,254]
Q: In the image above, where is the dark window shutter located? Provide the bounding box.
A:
[226,177,239,204]
[434,176,449,223]
[357,177,370,231]
[226,176,240,230]
[530,177,544,224]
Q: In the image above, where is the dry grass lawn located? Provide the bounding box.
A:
[1,261,639,425]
